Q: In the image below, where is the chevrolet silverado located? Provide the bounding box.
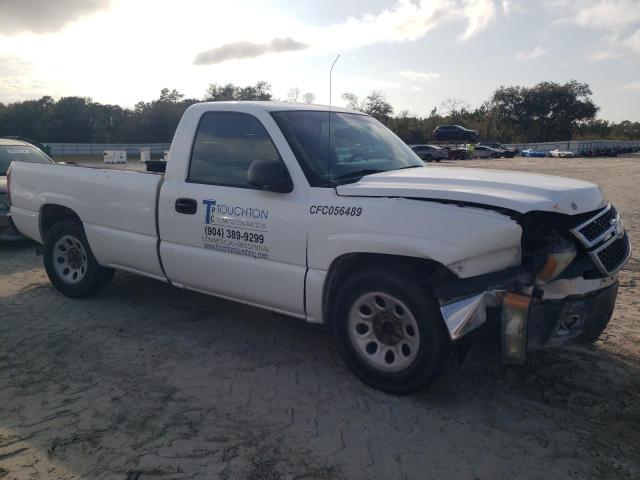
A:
[8,102,631,393]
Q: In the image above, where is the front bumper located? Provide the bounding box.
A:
[452,282,619,365]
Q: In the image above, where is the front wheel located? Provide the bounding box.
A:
[44,220,114,298]
[331,266,449,394]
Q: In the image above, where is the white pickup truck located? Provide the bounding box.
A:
[8,102,631,393]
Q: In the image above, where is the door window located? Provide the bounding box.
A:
[188,112,283,188]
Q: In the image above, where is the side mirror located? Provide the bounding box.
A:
[247,160,293,193]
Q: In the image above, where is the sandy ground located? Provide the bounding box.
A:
[0,157,638,480]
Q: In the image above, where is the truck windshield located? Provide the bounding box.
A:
[0,145,52,175]
[271,111,422,186]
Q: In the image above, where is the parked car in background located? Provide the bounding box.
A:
[478,142,518,158]
[410,144,448,162]
[4,136,52,157]
[581,148,619,157]
[549,149,575,158]
[472,145,501,159]
[433,125,478,143]
[447,147,470,160]
[522,149,546,158]
[0,139,55,240]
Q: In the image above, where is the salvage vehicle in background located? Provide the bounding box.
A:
[433,124,478,143]
[0,139,54,240]
[522,149,547,158]
[9,102,631,394]
[410,144,448,162]
[472,145,501,159]
[550,149,576,158]
[478,142,518,158]
[447,147,471,160]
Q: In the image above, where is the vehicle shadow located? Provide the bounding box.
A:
[0,239,41,275]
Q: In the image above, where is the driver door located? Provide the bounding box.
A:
[158,111,308,317]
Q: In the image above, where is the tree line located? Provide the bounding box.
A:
[0,80,638,145]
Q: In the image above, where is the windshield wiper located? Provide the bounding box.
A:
[330,165,422,185]
[331,169,386,185]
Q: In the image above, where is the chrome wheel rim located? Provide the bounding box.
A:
[348,292,420,373]
[53,235,88,285]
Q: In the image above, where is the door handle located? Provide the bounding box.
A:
[175,198,197,215]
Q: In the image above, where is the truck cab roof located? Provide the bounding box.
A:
[187,101,364,115]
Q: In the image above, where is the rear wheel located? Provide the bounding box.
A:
[44,220,114,298]
[331,266,449,394]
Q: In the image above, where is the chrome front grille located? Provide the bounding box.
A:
[592,234,630,273]
[571,203,631,275]
[578,205,616,243]
[571,204,620,248]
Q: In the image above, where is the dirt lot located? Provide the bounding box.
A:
[1,157,638,480]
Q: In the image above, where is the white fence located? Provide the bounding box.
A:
[49,143,171,156]
[505,140,640,154]
[47,140,640,157]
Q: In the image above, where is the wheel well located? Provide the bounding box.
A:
[40,205,81,241]
[322,253,447,325]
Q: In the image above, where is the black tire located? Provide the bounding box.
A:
[331,265,449,394]
[43,220,114,298]
[424,154,433,162]
[435,159,442,163]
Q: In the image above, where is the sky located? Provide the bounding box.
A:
[0,0,639,121]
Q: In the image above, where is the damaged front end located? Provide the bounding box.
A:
[434,203,631,365]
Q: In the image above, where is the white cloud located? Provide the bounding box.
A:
[460,0,497,40]
[568,0,640,30]
[0,56,51,102]
[622,28,640,55]
[622,81,640,90]
[411,85,423,91]
[394,70,440,81]
[313,0,498,50]
[500,0,527,16]
[0,0,111,34]
[545,0,640,59]
[587,48,624,61]
[515,45,546,61]
[194,37,308,65]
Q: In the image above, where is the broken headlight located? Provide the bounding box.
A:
[536,234,577,283]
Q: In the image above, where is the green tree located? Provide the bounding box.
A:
[492,80,598,142]
[341,91,394,122]
[205,81,273,101]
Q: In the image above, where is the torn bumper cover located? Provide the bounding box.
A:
[439,281,619,364]
[436,202,630,364]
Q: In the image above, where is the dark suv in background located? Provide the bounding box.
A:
[433,125,478,143]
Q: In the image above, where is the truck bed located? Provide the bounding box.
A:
[10,162,166,280]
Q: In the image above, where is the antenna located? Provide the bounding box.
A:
[328,54,340,185]
[329,54,341,108]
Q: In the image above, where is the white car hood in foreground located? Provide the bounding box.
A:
[336,167,604,215]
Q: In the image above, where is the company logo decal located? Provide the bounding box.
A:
[201,199,270,260]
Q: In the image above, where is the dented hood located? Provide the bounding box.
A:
[336,166,605,214]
